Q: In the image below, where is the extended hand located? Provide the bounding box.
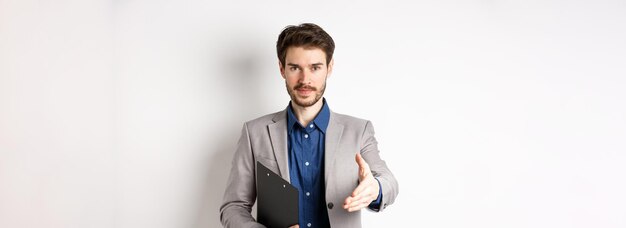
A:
[343,153,380,212]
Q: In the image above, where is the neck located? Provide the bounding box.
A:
[291,98,324,127]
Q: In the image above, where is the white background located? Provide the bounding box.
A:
[1,0,625,227]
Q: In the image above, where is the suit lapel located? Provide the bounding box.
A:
[268,110,290,182]
[324,112,344,184]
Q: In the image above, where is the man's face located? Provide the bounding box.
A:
[280,46,333,108]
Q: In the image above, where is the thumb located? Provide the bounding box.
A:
[355,153,369,170]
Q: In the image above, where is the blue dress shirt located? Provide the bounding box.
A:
[286,99,382,228]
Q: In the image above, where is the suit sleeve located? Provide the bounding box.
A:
[360,121,399,212]
[219,123,266,228]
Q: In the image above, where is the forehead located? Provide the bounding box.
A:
[285,46,327,64]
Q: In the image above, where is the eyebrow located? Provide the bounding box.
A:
[286,62,325,68]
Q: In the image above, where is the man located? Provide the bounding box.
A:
[220,23,399,228]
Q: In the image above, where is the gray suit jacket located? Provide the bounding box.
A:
[220,109,399,228]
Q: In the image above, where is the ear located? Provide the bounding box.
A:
[279,61,286,79]
[327,58,334,78]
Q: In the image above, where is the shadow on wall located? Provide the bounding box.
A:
[192,30,268,228]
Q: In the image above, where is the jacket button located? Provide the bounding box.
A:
[327,202,334,209]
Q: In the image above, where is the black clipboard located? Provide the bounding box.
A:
[256,161,299,228]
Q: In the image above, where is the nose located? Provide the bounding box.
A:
[298,68,312,84]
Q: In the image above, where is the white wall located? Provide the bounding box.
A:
[1,0,625,227]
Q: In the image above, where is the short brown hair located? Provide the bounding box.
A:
[276,23,335,67]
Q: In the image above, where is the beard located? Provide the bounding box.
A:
[286,79,326,108]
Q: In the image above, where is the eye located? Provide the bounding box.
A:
[312,66,321,71]
[290,66,298,71]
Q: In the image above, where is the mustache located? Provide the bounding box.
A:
[294,84,317,91]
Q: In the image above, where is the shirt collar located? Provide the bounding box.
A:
[286,98,331,134]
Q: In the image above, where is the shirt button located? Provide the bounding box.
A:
[306,192,310,196]
[309,124,314,128]
[304,134,309,138]
[307,223,312,227]
[305,162,309,166]
[327,202,334,209]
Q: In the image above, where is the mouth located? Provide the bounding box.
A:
[296,88,313,96]
[295,86,315,96]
